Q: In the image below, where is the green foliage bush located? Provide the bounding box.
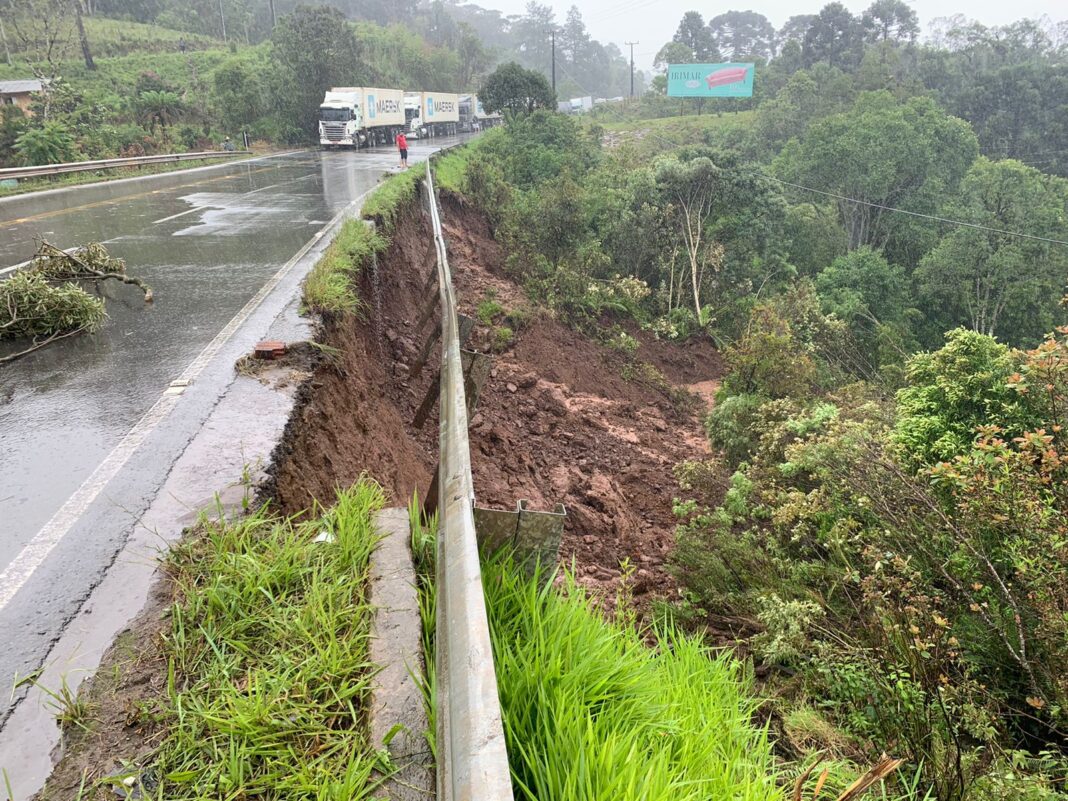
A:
[15,123,77,166]
[892,328,1038,469]
[674,314,1068,800]
[705,392,768,468]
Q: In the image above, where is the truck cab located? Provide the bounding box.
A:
[319,90,362,147]
[404,92,426,138]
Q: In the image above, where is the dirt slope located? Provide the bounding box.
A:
[271,195,725,601]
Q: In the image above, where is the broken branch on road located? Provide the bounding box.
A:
[0,241,153,364]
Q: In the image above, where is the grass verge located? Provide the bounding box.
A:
[410,511,784,801]
[360,162,426,232]
[304,161,431,315]
[138,480,386,800]
[302,218,386,315]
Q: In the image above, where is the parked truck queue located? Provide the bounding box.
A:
[317,87,501,148]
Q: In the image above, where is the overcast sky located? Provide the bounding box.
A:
[477,0,1067,71]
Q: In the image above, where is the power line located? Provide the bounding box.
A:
[768,178,1068,247]
[550,58,1068,249]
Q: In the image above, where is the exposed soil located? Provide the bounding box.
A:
[271,194,726,602]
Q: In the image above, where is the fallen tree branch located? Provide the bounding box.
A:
[0,326,90,364]
[36,241,154,303]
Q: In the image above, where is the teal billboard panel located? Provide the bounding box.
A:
[667,63,754,97]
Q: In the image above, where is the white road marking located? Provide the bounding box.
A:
[152,206,204,224]
[0,185,376,613]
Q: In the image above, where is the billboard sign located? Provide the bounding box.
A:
[667,63,754,98]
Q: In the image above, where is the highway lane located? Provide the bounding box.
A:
[0,137,463,725]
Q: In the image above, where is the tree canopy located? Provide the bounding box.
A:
[480,62,556,115]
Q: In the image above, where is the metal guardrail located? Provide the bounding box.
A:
[424,163,513,801]
[0,150,251,182]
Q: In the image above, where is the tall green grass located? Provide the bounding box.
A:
[302,218,386,315]
[488,563,784,801]
[360,162,426,232]
[304,161,430,315]
[146,481,386,800]
[411,511,784,801]
[432,149,471,193]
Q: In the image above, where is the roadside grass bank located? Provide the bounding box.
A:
[302,162,423,315]
[0,154,254,199]
[410,507,784,801]
[35,481,388,801]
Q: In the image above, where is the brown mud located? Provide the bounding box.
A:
[271,194,725,600]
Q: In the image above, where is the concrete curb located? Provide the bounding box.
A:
[370,507,435,800]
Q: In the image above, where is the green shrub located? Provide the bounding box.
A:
[477,296,504,325]
[893,328,1038,469]
[706,393,768,468]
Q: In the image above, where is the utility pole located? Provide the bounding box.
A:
[625,41,638,98]
[268,0,276,29]
[550,29,556,94]
[218,0,227,43]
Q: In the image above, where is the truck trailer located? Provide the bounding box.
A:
[318,87,405,148]
[404,91,460,138]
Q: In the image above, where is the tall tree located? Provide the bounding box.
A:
[480,61,555,115]
[916,158,1068,343]
[654,41,696,71]
[654,156,721,321]
[779,14,816,47]
[707,10,777,60]
[559,5,589,67]
[861,0,919,44]
[271,5,360,141]
[672,11,718,62]
[511,1,555,76]
[456,22,490,89]
[802,2,863,69]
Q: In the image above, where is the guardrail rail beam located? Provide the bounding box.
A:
[424,163,513,801]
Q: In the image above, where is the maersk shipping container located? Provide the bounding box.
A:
[360,87,405,130]
[422,92,460,124]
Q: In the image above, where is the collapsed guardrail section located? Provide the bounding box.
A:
[424,163,514,801]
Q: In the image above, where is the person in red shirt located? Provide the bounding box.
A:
[396,133,408,169]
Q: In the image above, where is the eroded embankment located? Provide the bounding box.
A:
[271,194,724,600]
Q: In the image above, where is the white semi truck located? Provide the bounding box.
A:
[458,94,502,132]
[318,87,405,148]
[404,91,460,138]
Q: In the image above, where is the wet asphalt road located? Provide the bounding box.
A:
[0,138,463,724]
